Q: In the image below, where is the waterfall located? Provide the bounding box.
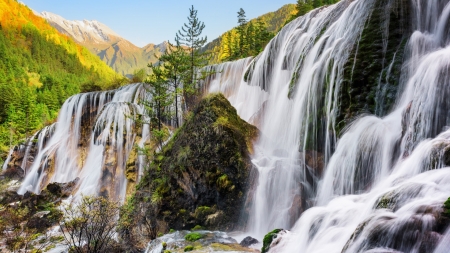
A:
[203,0,450,251]
[16,84,151,202]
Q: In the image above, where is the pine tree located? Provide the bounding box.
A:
[146,62,172,148]
[176,5,208,108]
[237,8,248,58]
[157,40,189,128]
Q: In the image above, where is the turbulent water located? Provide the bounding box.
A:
[203,0,450,252]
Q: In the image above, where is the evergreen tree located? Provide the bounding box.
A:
[157,40,190,128]
[296,0,314,16]
[237,8,248,57]
[176,5,208,108]
[146,62,172,148]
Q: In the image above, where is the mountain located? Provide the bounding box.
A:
[38,11,164,77]
[0,0,119,153]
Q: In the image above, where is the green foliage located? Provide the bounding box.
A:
[191,225,203,231]
[0,15,122,153]
[185,232,203,242]
[262,229,282,253]
[176,5,209,109]
[444,197,450,217]
[203,4,296,63]
[184,245,194,252]
[131,68,147,83]
[154,41,190,128]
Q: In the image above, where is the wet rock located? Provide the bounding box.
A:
[262,229,287,253]
[240,236,259,247]
[46,177,79,197]
[288,194,303,226]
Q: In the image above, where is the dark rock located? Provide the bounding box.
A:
[240,236,259,247]
[46,177,79,197]
[26,211,55,230]
[0,166,24,180]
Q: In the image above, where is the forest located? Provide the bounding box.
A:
[0,0,122,159]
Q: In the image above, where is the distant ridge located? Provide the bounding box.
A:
[38,11,164,77]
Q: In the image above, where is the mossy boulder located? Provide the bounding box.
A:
[262,229,285,253]
[135,93,258,232]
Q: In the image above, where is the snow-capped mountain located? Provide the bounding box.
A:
[37,11,164,77]
[40,11,120,45]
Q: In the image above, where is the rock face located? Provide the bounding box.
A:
[134,93,258,232]
[337,0,411,134]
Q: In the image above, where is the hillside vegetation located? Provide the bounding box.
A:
[0,0,122,157]
[203,4,296,63]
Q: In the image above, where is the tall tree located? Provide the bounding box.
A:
[147,61,172,148]
[236,8,248,57]
[176,5,208,108]
[157,40,189,128]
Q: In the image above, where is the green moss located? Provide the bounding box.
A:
[337,0,410,135]
[185,232,203,242]
[132,93,258,232]
[184,245,194,252]
[444,197,450,217]
[191,225,203,231]
[262,229,282,253]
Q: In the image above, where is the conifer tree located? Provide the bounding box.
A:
[146,62,172,148]
[237,8,248,57]
[157,39,190,128]
[176,5,208,108]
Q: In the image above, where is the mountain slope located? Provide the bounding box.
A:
[203,4,296,63]
[39,11,164,77]
[0,0,120,156]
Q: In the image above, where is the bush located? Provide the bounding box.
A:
[59,195,120,253]
[184,245,194,252]
[185,232,203,242]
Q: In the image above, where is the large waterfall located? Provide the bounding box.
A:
[203,0,450,252]
[2,0,450,251]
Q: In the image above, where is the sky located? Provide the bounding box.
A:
[21,0,296,47]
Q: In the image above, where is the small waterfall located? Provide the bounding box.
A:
[16,84,151,202]
[2,149,13,171]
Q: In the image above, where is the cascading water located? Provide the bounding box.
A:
[203,0,450,251]
[15,84,151,202]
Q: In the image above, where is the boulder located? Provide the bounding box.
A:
[133,93,259,232]
[240,236,259,247]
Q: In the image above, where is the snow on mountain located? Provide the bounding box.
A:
[37,11,165,77]
[39,11,120,44]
